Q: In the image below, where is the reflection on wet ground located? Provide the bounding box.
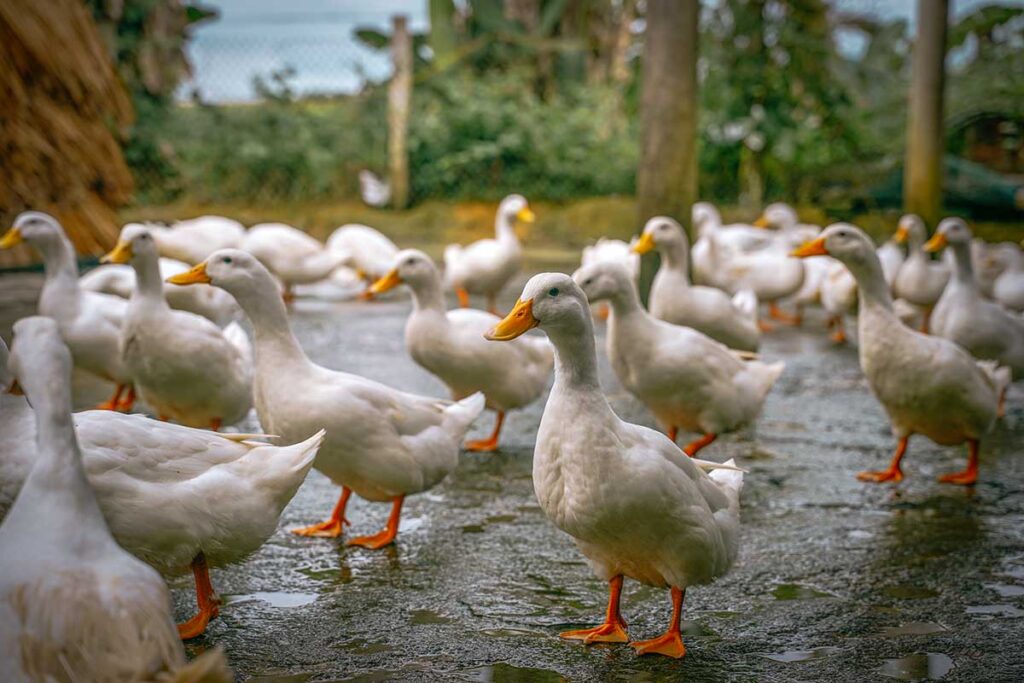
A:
[3,268,1023,681]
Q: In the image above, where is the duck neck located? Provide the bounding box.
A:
[606,281,649,326]
[231,278,308,366]
[409,274,448,315]
[846,254,895,316]
[131,250,169,307]
[658,240,690,281]
[547,313,602,391]
[495,210,519,245]
[949,242,977,290]
[37,232,81,304]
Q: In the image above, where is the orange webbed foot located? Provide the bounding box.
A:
[632,631,686,658]
[291,517,350,538]
[346,528,397,549]
[560,621,629,644]
[856,468,903,483]
[177,603,219,640]
[464,436,499,452]
[938,469,977,486]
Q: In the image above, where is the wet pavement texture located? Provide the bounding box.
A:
[3,268,1024,682]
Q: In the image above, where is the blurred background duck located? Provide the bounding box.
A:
[794,224,1009,486]
[371,249,552,452]
[149,215,245,265]
[574,261,783,456]
[992,242,1024,312]
[633,216,760,352]
[925,218,1024,380]
[327,223,400,287]
[690,202,771,290]
[170,250,485,548]
[104,224,253,430]
[891,214,949,332]
[485,273,744,659]
[1,212,134,412]
[444,194,533,313]
[579,237,639,321]
[0,317,231,680]
[242,222,347,302]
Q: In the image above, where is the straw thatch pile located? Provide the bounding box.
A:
[0,0,134,268]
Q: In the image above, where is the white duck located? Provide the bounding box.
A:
[876,237,905,287]
[327,223,400,283]
[1,325,323,639]
[169,250,485,547]
[574,261,784,456]
[484,273,744,659]
[104,224,253,429]
[691,202,770,287]
[892,214,949,331]
[241,223,346,301]
[579,237,640,321]
[0,317,231,681]
[992,242,1024,312]
[444,194,534,313]
[925,218,1024,380]
[633,216,760,351]
[753,203,831,326]
[820,260,858,344]
[80,254,240,326]
[1,212,134,412]
[793,225,1010,486]
[370,249,553,452]
[972,238,1007,299]
[149,215,246,265]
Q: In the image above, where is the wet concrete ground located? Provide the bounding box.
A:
[3,268,1024,682]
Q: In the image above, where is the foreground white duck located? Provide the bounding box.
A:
[444,194,534,313]
[370,249,552,451]
[892,214,949,331]
[104,224,253,429]
[242,223,346,301]
[926,218,1024,379]
[327,223,400,284]
[80,254,240,326]
[484,273,744,659]
[149,215,246,265]
[574,261,783,455]
[992,242,1024,312]
[170,250,485,547]
[0,317,231,681]
[1,212,134,411]
[793,225,1009,486]
[633,217,760,351]
[579,237,639,320]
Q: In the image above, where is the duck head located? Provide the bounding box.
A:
[754,202,798,230]
[893,214,925,246]
[498,194,535,238]
[370,249,438,295]
[924,217,971,253]
[102,223,159,266]
[1,211,66,251]
[572,261,633,305]
[485,273,587,342]
[167,248,269,294]
[633,216,687,255]
[792,223,875,265]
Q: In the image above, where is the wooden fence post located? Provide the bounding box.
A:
[389,15,412,209]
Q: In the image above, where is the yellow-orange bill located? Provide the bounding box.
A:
[923,233,947,252]
[167,261,211,285]
[632,232,655,255]
[0,228,23,249]
[893,226,908,243]
[516,207,536,224]
[370,269,402,295]
[101,240,132,264]
[485,299,538,341]
[753,215,770,228]
[791,237,829,258]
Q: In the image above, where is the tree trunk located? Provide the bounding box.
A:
[636,0,699,302]
[903,0,948,227]
[388,15,412,209]
[429,0,458,70]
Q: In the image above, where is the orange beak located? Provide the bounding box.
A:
[166,261,211,285]
[893,226,909,243]
[791,237,829,258]
[753,215,770,229]
[369,268,402,295]
[101,240,132,264]
[632,232,656,255]
[923,232,947,252]
[485,299,538,341]
[0,227,23,249]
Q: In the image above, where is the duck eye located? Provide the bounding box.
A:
[222,256,232,264]
[583,278,593,286]
[548,287,559,297]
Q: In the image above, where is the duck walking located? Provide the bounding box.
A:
[793,224,1010,486]
[485,273,744,658]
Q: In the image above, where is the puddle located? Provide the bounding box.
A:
[461,524,486,533]
[761,646,841,663]
[882,584,939,600]
[878,622,948,637]
[680,620,719,638]
[772,583,836,600]
[461,663,566,682]
[482,627,548,638]
[984,582,1024,598]
[336,639,396,655]
[223,592,317,609]
[409,609,455,625]
[878,653,954,680]
[485,514,518,524]
[965,604,1024,618]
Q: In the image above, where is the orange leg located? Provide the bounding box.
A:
[858,436,908,483]
[94,383,126,411]
[829,316,847,344]
[769,302,801,326]
[177,552,220,640]
[115,385,136,412]
[465,411,505,452]
[997,388,1007,418]
[757,319,775,333]
[347,496,404,549]
[919,306,932,334]
[667,426,678,443]
[209,417,222,431]
[291,487,352,538]
[683,433,717,457]
[560,574,629,644]
[595,303,610,322]
[282,285,295,305]
[632,586,686,658]
[456,287,470,308]
[939,439,980,486]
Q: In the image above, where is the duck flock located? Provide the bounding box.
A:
[0,196,1022,679]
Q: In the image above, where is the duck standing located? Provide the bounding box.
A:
[170,250,485,547]
[793,224,1009,486]
[242,223,347,302]
[370,249,552,452]
[444,194,534,313]
[892,214,949,332]
[484,273,743,658]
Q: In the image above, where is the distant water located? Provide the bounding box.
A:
[177,0,1018,104]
